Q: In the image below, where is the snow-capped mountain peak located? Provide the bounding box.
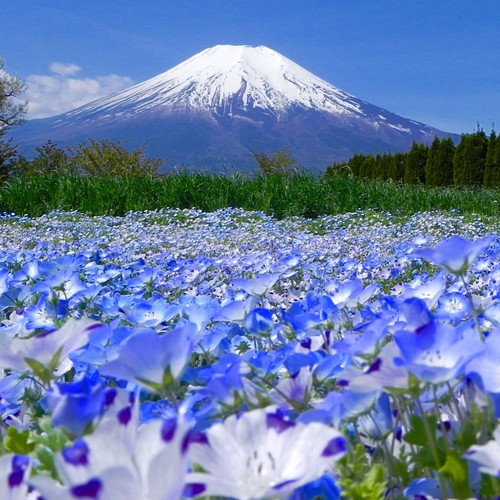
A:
[68,44,363,119]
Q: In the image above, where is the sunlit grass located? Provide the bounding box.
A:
[2,172,500,218]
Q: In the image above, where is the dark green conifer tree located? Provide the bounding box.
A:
[483,130,498,188]
[403,142,428,184]
[426,137,455,186]
[453,130,488,186]
[388,152,406,181]
[348,154,365,177]
[359,156,375,179]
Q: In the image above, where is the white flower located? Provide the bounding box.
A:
[186,406,346,499]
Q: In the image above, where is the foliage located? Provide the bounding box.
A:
[403,142,428,184]
[426,136,455,186]
[453,129,488,186]
[252,146,297,175]
[69,139,164,177]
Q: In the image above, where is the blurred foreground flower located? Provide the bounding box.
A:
[413,235,494,275]
[186,406,346,499]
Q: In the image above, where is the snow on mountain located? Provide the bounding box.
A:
[66,45,363,121]
[10,44,459,172]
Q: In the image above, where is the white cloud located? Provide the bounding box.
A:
[25,63,134,119]
[49,62,81,76]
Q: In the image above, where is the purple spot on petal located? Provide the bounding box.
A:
[117,406,132,426]
[266,411,295,434]
[128,392,136,405]
[300,338,312,350]
[366,358,382,374]
[161,418,177,442]
[337,379,349,387]
[12,455,29,472]
[86,323,102,331]
[395,426,403,442]
[184,483,206,496]
[62,440,89,466]
[104,388,117,407]
[8,470,24,488]
[36,329,55,338]
[322,436,347,457]
[273,479,297,490]
[71,478,102,498]
[187,431,209,446]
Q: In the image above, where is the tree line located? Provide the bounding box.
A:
[327,130,500,188]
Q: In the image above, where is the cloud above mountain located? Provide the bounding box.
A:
[25,63,133,119]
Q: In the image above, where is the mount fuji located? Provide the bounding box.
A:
[11,45,458,172]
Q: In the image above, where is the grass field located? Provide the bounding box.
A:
[3,171,500,218]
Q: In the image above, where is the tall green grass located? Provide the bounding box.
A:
[3,172,500,218]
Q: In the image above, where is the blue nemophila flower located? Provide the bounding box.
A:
[413,235,494,275]
[244,307,274,335]
[394,320,484,384]
[231,273,280,296]
[46,372,105,436]
[124,298,178,327]
[435,291,472,322]
[186,406,346,500]
[0,454,31,500]
[465,424,500,478]
[32,393,190,500]
[0,317,98,378]
[466,328,500,395]
[100,323,196,391]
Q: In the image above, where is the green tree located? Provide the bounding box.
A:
[70,139,164,177]
[358,155,375,179]
[403,142,428,184]
[453,130,488,186]
[252,147,297,175]
[387,152,406,181]
[425,137,455,186]
[483,130,498,188]
[347,154,366,177]
[14,141,72,177]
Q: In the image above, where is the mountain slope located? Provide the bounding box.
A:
[10,45,458,172]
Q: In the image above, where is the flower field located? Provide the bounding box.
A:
[1,207,500,499]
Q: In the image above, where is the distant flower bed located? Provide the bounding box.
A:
[0,208,499,498]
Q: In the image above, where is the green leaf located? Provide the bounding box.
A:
[439,451,472,499]
[24,357,52,385]
[4,427,35,454]
[403,414,437,447]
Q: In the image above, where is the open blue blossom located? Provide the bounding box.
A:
[186,406,346,499]
[413,235,494,275]
[244,307,274,335]
[0,317,98,378]
[100,323,196,391]
[394,320,484,384]
[46,372,105,436]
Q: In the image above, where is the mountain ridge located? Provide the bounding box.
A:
[9,44,459,172]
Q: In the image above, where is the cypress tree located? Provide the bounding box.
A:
[425,137,442,186]
[388,152,406,181]
[491,134,500,188]
[484,131,498,188]
[453,131,488,186]
[348,154,366,177]
[403,142,428,184]
[359,156,375,179]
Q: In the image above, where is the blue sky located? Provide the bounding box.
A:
[3,0,500,134]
